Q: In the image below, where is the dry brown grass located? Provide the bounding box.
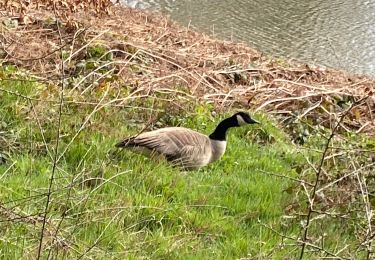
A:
[1,3,374,135]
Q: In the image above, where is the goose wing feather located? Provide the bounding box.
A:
[131,127,212,164]
[168,144,210,169]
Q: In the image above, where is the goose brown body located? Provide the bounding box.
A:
[116,127,226,170]
[116,112,259,170]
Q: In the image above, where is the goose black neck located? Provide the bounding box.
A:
[209,117,237,141]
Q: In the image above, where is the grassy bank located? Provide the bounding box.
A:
[0,69,294,258]
[1,2,374,259]
[1,65,373,259]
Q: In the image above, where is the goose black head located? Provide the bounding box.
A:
[233,111,259,126]
[209,111,259,141]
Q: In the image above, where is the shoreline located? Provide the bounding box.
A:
[1,4,374,135]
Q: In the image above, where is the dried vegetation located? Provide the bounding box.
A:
[1,0,374,135]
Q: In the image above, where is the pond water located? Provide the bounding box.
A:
[120,0,375,77]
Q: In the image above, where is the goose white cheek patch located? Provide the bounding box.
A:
[236,115,247,126]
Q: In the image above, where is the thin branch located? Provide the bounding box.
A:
[259,169,313,187]
[258,220,349,259]
[36,6,65,259]
[298,94,371,260]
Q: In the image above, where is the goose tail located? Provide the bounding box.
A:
[115,137,136,148]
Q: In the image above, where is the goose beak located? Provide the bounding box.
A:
[248,118,260,124]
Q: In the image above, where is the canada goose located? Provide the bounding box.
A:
[115,112,259,170]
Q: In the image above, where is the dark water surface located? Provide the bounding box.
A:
[120,0,375,76]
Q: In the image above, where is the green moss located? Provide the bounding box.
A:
[87,44,110,60]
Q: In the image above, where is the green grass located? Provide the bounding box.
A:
[0,68,372,259]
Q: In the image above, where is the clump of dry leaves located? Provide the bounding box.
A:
[1,0,112,14]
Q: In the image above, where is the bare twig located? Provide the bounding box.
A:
[258,220,349,259]
[259,169,313,187]
[298,94,371,259]
[37,6,65,259]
